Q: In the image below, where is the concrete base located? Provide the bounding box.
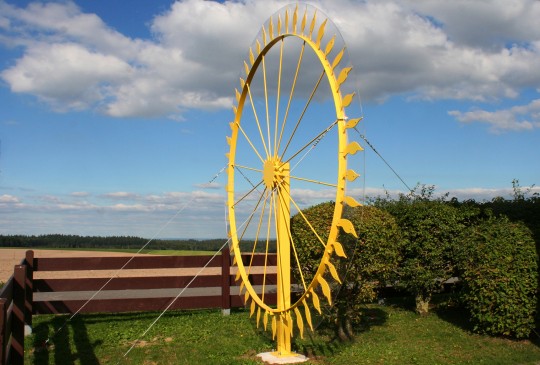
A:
[257,352,308,364]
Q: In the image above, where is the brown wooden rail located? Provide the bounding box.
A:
[1,248,277,364]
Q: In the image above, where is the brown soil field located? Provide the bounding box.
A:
[0,248,223,283]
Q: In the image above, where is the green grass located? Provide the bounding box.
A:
[24,302,540,365]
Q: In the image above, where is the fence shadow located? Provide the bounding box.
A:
[31,315,101,365]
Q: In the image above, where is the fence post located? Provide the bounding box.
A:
[11,265,26,365]
[25,250,34,335]
[0,298,6,365]
[221,246,231,315]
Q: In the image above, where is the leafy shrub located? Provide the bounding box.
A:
[377,190,474,315]
[457,215,537,338]
[291,202,402,339]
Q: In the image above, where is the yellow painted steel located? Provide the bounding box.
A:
[226,4,361,357]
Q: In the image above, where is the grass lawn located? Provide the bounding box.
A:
[24,301,540,365]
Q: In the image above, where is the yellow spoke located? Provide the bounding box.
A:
[262,190,275,302]
[246,190,270,278]
[246,82,270,158]
[282,118,339,166]
[261,52,272,157]
[232,178,265,208]
[281,68,325,158]
[287,190,327,249]
[235,164,263,174]
[273,38,284,157]
[237,187,269,242]
[277,41,306,155]
[275,186,307,292]
[236,121,265,164]
[289,175,337,188]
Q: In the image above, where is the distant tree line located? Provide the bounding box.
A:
[0,234,276,253]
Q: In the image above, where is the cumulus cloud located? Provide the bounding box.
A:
[0,0,539,121]
[449,99,540,133]
[0,194,20,204]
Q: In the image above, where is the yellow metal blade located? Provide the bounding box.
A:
[250,299,256,317]
[333,241,347,258]
[249,48,255,65]
[256,39,261,54]
[235,269,241,281]
[272,315,277,339]
[332,48,345,69]
[285,9,289,33]
[244,289,250,303]
[316,19,327,48]
[337,66,352,88]
[256,307,261,328]
[239,77,245,88]
[226,136,231,146]
[263,310,269,331]
[269,16,274,39]
[262,24,267,45]
[325,259,341,284]
[232,105,237,115]
[277,14,282,35]
[318,276,332,305]
[344,141,364,156]
[344,117,362,129]
[311,290,321,314]
[301,8,307,34]
[294,307,304,339]
[343,195,362,207]
[338,218,358,238]
[345,169,360,182]
[303,299,313,331]
[342,92,356,107]
[308,10,316,38]
[239,280,245,293]
[244,61,249,77]
[235,88,241,103]
[325,35,335,56]
[289,312,293,337]
[292,5,298,33]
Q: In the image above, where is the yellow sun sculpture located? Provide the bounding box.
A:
[226,4,362,359]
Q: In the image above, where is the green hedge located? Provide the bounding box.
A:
[291,202,402,339]
[457,215,537,338]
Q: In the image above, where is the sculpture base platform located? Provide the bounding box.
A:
[257,352,308,364]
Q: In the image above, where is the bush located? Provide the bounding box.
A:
[457,215,538,338]
[291,202,402,339]
[377,190,474,315]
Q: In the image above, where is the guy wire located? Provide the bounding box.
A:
[352,126,414,194]
[43,163,229,347]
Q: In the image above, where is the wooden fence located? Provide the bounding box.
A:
[0,248,277,365]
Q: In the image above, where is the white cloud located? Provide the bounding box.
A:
[449,99,540,133]
[0,0,539,120]
[2,42,132,111]
[0,194,20,204]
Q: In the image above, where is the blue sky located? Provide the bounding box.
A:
[0,0,539,238]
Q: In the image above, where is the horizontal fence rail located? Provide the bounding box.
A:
[30,248,277,314]
[0,248,277,364]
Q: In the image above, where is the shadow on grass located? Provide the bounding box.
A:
[31,315,101,365]
[293,306,389,359]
